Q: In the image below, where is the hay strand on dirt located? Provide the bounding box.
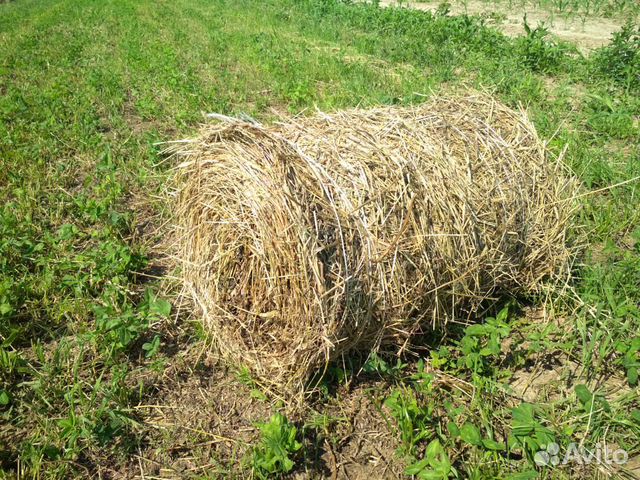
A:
[170,94,577,394]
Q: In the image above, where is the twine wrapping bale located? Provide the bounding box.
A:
[171,94,577,394]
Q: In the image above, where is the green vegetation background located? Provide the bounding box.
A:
[0,0,639,477]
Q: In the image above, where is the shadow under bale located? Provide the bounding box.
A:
[168,93,578,397]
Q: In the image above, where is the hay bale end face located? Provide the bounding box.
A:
[171,94,577,394]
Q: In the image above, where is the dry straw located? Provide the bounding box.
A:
[169,94,578,395]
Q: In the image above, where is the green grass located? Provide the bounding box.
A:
[1,0,639,478]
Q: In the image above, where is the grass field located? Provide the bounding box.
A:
[1,0,639,478]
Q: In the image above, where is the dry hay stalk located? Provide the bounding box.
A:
[170,94,578,394]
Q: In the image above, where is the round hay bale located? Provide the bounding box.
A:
[171,94,577,394]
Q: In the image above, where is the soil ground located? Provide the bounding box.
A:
[379,0,624,51]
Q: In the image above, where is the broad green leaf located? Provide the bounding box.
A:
[425,438,445,459]
[512,403,535,424]
[460,422,482,446]
[418,469,448,480]
[465,325,488,337]
[482,438,505,451]
[446,421,460,437]
[575,384,593,406]
[150,298,171,318]
[142,335,161,358]
[406,457,430,475]
[496,306,509,322]
[0,303,11,315]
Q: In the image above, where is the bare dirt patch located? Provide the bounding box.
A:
[121,339,407,479]
[378,0,623,51]
[315,383,406,480]
[504,308,635,407]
